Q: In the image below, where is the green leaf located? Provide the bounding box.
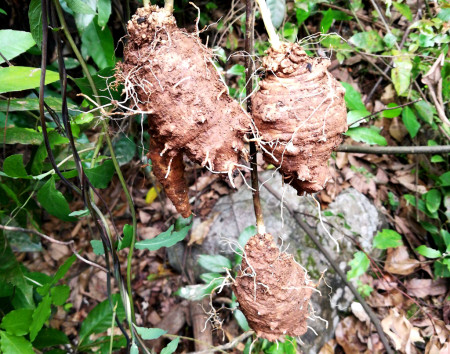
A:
[0,309,33,336]
[373,229,403,249]
[235,226,257,264]
[434,258,450,278]
[320,9,352,33]
[383,33,397,49]
[347,251,369,280]
[37,176,76,222]
[161,337,180,354]
[84,160,115,188]
[414,100,434,125]
[0,97,75,112]
[175,281,221,301]
[296,8,310,26]
[50,285,70,306]
[347,110,370,127]
[425,189,441,214]
[267,0,286,29]
[392,2,412,21]
[0,332,34,354]
[97,0,112,27]
[90,240,105,255]
[438,171,450,187]
[391,51,412,96]
[0,30,35,64]
[81,18,115,69]
[118,224,133,250]
[198,254,232,273]
[234,310,250,331]
[175,215,193,231]
[437,8,450,22]
[341,82,366,111]
[112,134,136,166]
[227,64,245,76]
[345,127,387,145]
[68,209,90,217]
[73,112,95,124]
[37,254,77,296]
[402,106,420,138]
[66,0,96,14]
[3,154,28,178]
[134,327,167,340]
[135,224,192,251]
[79,295,125,344]
[382,103,402,118]
[431,155,445,163]
[28,0,43,47]
[29,294,52,341]
[0,127,42,145]
[282,22,298,42]
[0,8,6,15]
[32,328,69,350]
[0,67,59,94]
[415,245,442,259]
[349,31,384,52]
[130,343,139,354]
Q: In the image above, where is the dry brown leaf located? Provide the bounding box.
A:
[391,170,427,194]
[381,308,424,353]
[336,152,349,169]
[48,243,71,262]
[367,289,404,308]
[405,279,448,298]
[319,339,337,354]
[335,316,368,353]
[190,174,218,192]
[389,117,408,142]
[188,213,219,246]
[384,246,421,275]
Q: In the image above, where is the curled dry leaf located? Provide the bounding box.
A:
[335,316,368,353]
[233,233,312,341]
[118,6,251,217]
[253,43,347,195]
[384,245,421,275]
[405,279,448,298]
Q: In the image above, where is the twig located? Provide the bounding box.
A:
[337,144,450,154]
[258,181,394,354]
[348,99,421,127]
[188,331,254,354]
[0,225,108,273]
[245,0,265,235]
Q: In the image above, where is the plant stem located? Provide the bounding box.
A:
[255,0,281,50]
[245,0,265,235]
[164,0,174,12]
[54,0,138,336]
[337,144,450,154]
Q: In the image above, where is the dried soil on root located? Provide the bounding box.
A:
[253,43,347,195]
[117,6,251,217]
[233,233,313,341]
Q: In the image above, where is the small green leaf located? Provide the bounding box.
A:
[68,209,90,217]
[234,310,250,331]
[97,0,112,27]
[28,0,43,47]
[347,110,370,127]
[84,160,115,188]
[402,106,420,138]
[37,176,76,222]
[37,254,77,296]
[0,30,36,64]
[112,134,136,166]
[32,328,69,350]
[227,64,245,76]
[383,33,397,48]
[74,67,121,106]
[437,8,450,21]
[373,229,403,249]
[0,332,34,354]
[0,67,59,94]
[30,294,52,341]
[0,127,43,145]
[341,82,366,111]
[175,215,193,231]
[198,254,232,273]
[0,309,33,336]
[431,155,445,163]
[3,154,28,178]
[320,9,352,33]
[66,0,96,14]
[438,171,450,187]
[350,31,384,52]
[161,337,180,354]
[267,0,286,29]
[81,19,115,69]
[134,327,167,340]
[73,112,95,124]
[135,224,192,251]
[415,245,442,259]
[345,127,388,145]
[391,51,412,96]
[0,8,6,15]
[425,189,441,214]
[130,343,139,354]
[50,285,70,306]
[235,226,257,264]
[0,97,76,112]
[79,294,125,345]
[296,8,310,26]
[414,100,434,125]
[90,240,105,255]
[392,2,412,21]
[382,103,402,118]
[347,251,369,280]
[118,224,133,250]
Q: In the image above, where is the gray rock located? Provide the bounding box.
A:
[167,171,385,353]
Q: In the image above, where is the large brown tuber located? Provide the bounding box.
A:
[233,233,313,341]
[117,6,251,217]
[253,42,347,195]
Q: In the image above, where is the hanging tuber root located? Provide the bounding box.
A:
[252,42,347,195]
[117,6,251,217]
[233,233,313,341]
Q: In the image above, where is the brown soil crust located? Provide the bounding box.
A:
[118,6,251,217]
[233,233,313,341]
[253,42,347,195]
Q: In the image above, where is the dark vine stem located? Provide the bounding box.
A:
[245,0,265,235]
